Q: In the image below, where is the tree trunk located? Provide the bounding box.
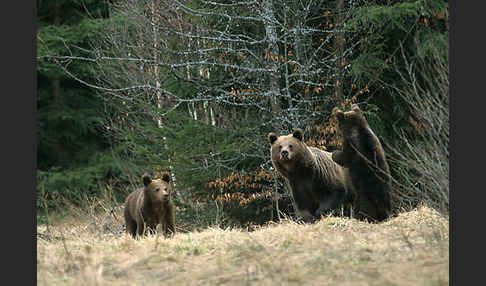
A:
[262,0,282,132]
[150,0,177,188]
[50,2,62,163]
[334,0,345,102]
[52,2,61,102]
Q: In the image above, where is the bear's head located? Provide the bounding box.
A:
[268,129,307,174]
[142,172,173,205]
[333,104,369,140]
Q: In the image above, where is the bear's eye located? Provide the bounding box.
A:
[155,188,160,192]
[278,145,282,150]
[288,144,292,149]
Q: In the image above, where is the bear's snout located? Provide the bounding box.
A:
[281,150,289,159]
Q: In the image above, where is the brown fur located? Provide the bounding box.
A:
[332,104,392,222]
[268,129,355,221]
[124,172,175,238]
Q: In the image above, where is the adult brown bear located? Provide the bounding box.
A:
[124,173,176,238]
[268,129,355,221]
[332,104,392,222]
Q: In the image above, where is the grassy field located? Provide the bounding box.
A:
[37,205,448,286]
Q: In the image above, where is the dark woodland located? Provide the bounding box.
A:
[37,0,449,230]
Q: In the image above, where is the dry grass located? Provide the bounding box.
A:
[37,205,448,286]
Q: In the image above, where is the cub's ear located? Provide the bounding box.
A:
[292,128,304,141]
[331,107,341,115]
[142,173,152,186]
[268,132,278,145]
[351,104,361,113]
[332,107,344,121]
[161,172,171,183]
[335,110,344,122]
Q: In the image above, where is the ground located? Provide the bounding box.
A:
[37,206,448,286]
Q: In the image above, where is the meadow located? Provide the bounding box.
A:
[37,205,448,286]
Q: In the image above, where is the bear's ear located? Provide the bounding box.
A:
[332,107,344,121]
[351,104,361,113]
[292,128,304,141]
[161,172,171,183]
[268,132,278,145]
[335,110,344,121]
[142,173,152,186]
[331,107,341,115]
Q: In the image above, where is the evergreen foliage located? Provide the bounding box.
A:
[36,0,118,215]
[37,0,449,226]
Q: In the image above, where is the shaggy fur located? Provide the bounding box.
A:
[332,104,392,222]
[124,172,175,238]
[268,129,355,221]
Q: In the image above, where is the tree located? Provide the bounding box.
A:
[344,0,449,212]
[36,0,122,211]
[83,0,362,222]
[39,0,449,224]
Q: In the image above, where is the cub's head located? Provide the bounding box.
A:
[268,129,307,174]
[142,172,173,205]
[333,104,369,139]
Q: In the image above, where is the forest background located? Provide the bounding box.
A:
[36,0,449,230]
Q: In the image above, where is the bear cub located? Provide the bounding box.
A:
[124,172,176,238]
[268,128,354,221]
[332,104,391,222]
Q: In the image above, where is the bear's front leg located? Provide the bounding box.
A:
[331,150,346,166]
[136,222,145,237]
